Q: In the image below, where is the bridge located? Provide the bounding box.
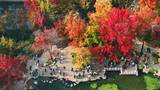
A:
[120,64,138,76]
[105,67,121,71]
[105,64,138,76]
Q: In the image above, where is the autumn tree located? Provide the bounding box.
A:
[136,0,159,26]
[0,54,25,90]
[91,8,139,62]
[64,11,87,47]
[31,28,63,61]
[24,0,79,28]
[89,0,112,21]
[84,0,112,47]
[135,0,160,47]
[24,0,45,28]
[71,47,91,70]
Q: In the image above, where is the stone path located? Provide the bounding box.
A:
[26,46,106,85]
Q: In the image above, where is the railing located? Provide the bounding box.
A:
[120,64,138,76]
[105,67,120,71]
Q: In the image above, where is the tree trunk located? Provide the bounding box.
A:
[140,41,144,56]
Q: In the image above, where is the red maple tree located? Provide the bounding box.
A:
[0,54,25,90]
[91,8,139,62]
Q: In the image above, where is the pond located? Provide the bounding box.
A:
[31,72,150,90]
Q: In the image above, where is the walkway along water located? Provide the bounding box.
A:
[26,46,139,88]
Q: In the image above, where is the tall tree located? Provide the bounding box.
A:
[91,8,139,62]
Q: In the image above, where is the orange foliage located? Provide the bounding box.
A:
[64,11,87,47]
[137,0,159,25]
[135,0,160,34]
[139,0,158,9]
[137,5,156,23]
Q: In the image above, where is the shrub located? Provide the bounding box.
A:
[139,64,145,70]
[98,84,118,90]
[152,53,160,64]
[148,68,158,74]
[144,76,160,90]
[90,83,97,89]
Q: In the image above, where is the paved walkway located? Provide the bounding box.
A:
[26,46,106,84]
[25,39,160,87]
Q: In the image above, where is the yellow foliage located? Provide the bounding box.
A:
[85,0,112,39]
[89,0,112,22]
[85,21,99,34]
[0,36,15,48]
[38,0,50,12]
[72,47,91,70]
